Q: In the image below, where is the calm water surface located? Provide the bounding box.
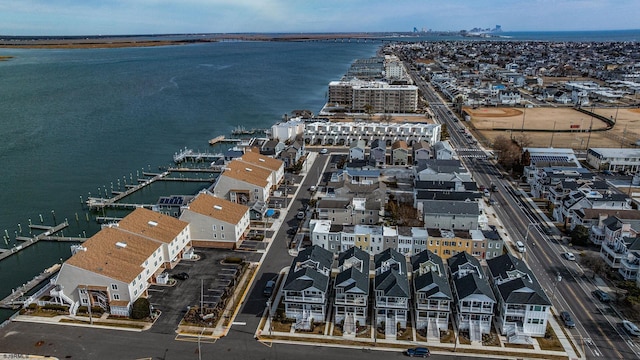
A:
[0,41,378,321]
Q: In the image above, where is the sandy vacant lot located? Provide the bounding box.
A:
[465,106,640,148]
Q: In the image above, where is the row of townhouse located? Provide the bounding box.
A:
[50,150,286,317]
[283,246,549,344]
[309,220,503,260]
[303,121,441,147]
[349,139,454,167]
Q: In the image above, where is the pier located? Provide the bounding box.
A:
[87,171,169,210]
[173,148,225,164]
[0,221,70,262]
[0,264,61,309]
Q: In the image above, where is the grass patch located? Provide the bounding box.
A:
[537,324,564,352]
[356,326,371,339]
[397,326,413,341]
[271,320,292,332]
[441,329,456,343]
[333,326,343,337]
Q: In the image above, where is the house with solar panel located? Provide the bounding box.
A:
[486,253,551,342]
[179,191,250,249]
[447,251,495,343]
[410,250,452,338]
[334,247,370,335]
[283,245,333,330]
[374,248,410,338]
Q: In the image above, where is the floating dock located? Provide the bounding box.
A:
[0,221,71,262]
[0,263,61,309]
[173,148,224,164]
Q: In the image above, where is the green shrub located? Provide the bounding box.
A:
[131,297,151,319]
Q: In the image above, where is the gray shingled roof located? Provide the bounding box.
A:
[416,190,481,201]
[422,200,480,216]
[284,245,333,293]
[414,271,452,300]
[410,250,444,273]
[447,251,482,276]
[486,253,550,306]
[374,248,410,298]
[453,273,495,301]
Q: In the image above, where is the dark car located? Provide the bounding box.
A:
[405,347,430,357]
[172,272,189,280]
[594,289,610,302]
[263,280,276,297]
[287,228,297,235]
[560,311,575,328]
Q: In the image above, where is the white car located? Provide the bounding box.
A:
[623,320,640,336]
[563,252,576,261]
[319,148,328,154]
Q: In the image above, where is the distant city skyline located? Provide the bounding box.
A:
[0,0,638,36]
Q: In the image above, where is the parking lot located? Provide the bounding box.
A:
[147,248,261,334]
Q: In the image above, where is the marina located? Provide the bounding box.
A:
[0,264,61,309]
[0,222,71,262]
[173,148,224,163]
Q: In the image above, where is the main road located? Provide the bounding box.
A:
[406,64,640,360]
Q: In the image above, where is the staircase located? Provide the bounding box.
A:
[385,314,397,338]
[469,321,482,345]
[294,310,312,330]
[427,318,440,342]
[506,323,533,345]
[343,313,356,335]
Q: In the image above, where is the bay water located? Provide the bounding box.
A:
[0,41,378,321]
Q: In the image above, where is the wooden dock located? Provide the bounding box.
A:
[0,263,60,309]
[87,171,168,210]
[0,221,70,262]
[173,148,224,164]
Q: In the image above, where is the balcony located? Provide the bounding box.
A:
[285,294,325,304]
[335,295,367,306]
[376,297,408,309]
[460,305,493,314]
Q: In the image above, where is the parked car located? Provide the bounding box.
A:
[560,311,575,328]
[263,280,276,297]
[172,272,189,280]
[286,228,297,235]
[623,320,640,336]
[296,211,305,220]
[309,185,317,192]
[319,148,328,154]
[562,252,576,261]
[405,347,430,357]
[593,289,610,302]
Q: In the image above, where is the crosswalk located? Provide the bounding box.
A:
[456,148,488,159]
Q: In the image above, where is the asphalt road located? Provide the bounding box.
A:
[406,65,640,359]
[0,151,484,359]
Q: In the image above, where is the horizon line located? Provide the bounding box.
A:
[1,29,640,39]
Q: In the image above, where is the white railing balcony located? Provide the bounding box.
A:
[335,296,367,306]
[285,295,325,303]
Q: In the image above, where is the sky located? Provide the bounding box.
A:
[0,0,638,36]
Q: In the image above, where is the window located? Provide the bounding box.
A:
[113,293,120,300]
[221,225,224,231]
[221,233,225,239]
[111,284,118,290]
[212,225,217,230]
